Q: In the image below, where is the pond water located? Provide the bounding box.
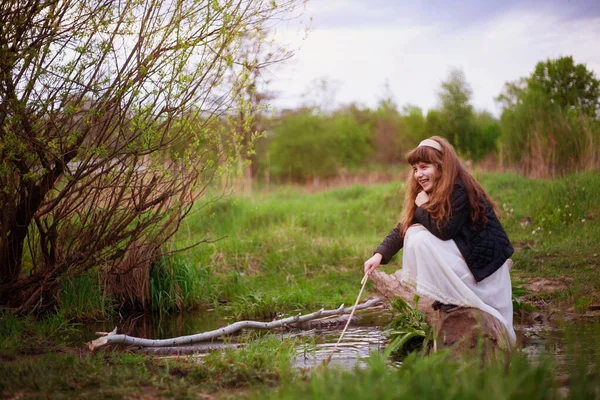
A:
[80,308,598,371]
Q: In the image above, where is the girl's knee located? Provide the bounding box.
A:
[405,225,435,248]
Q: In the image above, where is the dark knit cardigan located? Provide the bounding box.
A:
[375,180,514,282]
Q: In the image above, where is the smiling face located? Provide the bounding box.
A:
[412,162,439,193]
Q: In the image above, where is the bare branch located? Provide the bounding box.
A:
[88,298,383,351]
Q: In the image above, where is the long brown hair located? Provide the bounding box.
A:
[399,136,494,235]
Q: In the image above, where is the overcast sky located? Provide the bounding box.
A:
[265,0,600,116]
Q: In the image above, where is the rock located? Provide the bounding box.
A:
[368,269,511,353]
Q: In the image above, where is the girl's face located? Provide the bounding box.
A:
[412,162,439,193]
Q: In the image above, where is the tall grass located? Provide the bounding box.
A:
[167,170,600,316]
[54,170,600,317]
[264,350,558,400]
[149,254,217,313]
[259,322,600,400]
[58,272,115,319]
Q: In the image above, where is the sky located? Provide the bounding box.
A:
[265,0,600,116]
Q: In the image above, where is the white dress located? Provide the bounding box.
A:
[396,224,516,345]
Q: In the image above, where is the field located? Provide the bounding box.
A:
[1,170,600,399]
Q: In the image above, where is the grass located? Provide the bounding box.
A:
[56,169,600,318]
[385,296,432,359]
[476,170,600,306]
[263,351,558,400]
[0,311,82,357]
[5,169,598,398]
[150,254,219,314]
[159,169,600,318]
[54,170,600,318]
[257,321,600,400]
[2,309,599,399]
[0,313,297,399]
[58,271,116,320]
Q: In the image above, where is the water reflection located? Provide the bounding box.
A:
[291,325,388,369]
[80,309,232,344]
[79,308,599,374]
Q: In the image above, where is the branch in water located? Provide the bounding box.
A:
[88,297,383,351]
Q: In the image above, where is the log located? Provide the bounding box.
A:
[88,298,383,351]
[368,270,512,352]
[289,314,360,330]
[134,343,244,356]
[125,316,361,356]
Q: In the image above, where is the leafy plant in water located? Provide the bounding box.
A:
[228,292,282,321]
[512,280,539,317]
[384,295,432,359]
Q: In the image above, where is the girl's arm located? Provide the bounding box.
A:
[374,225,404,264]
[413,182,470,240]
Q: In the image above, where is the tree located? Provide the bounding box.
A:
[401,105,427,145]
[228,28,296,193]
[0,0,303,312]
[529,56,600,117]
[496,56,600,177]
[437,68,475,156]
[267,111,335,181]
[435,68,500,161]
[371,95,405,164]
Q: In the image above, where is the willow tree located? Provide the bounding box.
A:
[0,0,303,312]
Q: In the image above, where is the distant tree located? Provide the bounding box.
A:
[496,56,600,177]
[329,111,373,169]
[267,111,335,180]
[437,68,475,154]
[371,98,405,164]
[401,105,427,145]
[266,108,372,181]
[528,56,600,117]
[0,0,303,312]
[471,111,501,161]
[424,109,445,138]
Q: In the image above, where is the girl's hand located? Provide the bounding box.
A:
[364,253,383,276]
[415,191,430,207]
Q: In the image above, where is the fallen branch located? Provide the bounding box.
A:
[88,297,382,351]
[135,343,245,356]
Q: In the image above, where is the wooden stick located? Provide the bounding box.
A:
[322,272,370,366]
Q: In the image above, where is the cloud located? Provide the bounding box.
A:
[267,1,600,116]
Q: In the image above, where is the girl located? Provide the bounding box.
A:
[364,136,516,344]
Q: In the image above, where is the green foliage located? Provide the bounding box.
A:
[0,311,80,356]
[150,255,217,314]
[266,110,372,181]
[264,349,565,400]
[511,281,539,315]
[58,272,116,319]
[329,111,373,168]
[529,56,600,117]
[497,56,600,176]
[385,296,432,358]
[425,68,499,161]
[193,335,296,390]
[267,111,333,180]
[471,111,502,160]
[401,105,428,144]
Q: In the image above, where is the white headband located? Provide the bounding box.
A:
[418,139,442,152]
